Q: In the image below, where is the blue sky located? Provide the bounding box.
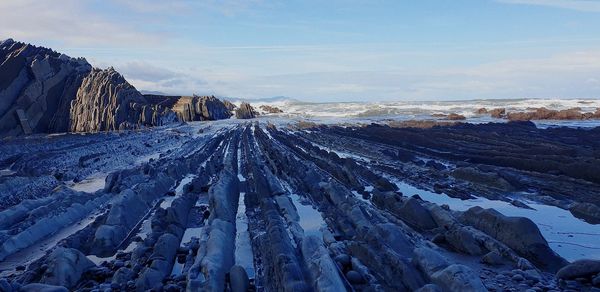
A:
[2,0,600,101]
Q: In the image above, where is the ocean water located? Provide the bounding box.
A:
[243,98,600,128]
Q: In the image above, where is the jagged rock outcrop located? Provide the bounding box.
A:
[0,39,91,136]
[1,39,236,136]
[223,100,236,112]
[506,107,600,121]
[171,95,232,122]
[69,68,175,132]
[259,105,283,114]
[235,102,258,119]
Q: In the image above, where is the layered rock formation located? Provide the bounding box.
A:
[259,105,283,114]
[70,68,175,132]
[235,102,258,119]
[0,39,91,136]
[477,106,600,121]
[507,107,600,121]
[0,39,237,136]
[170,95,232,122]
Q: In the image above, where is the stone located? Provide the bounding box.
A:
[461,206,567,272]
[512,274,525,281]
[229,265,250,292]
[592,274,600,286]
[40,247,96,288]
[235,102,258,119]
[481,251,504,266]
[444,226,485,255]
[112,267,135,284]
[70,67,173,132]
[346,270,366,285]
[259,105,283,114]
[334,254,351,268]
[0,279,12,292]
[413,247,449,275]
[430,264,487,292]
[170,95,232,121]
[19,283,68,292]
[0,40,91,136]
[415,283,443,292]
[556,260,600,280]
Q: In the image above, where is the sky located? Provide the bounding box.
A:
[1,0,600,101]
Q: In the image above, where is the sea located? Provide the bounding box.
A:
[241,98,600,128]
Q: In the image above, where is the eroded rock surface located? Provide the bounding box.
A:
[0,120,598,292]
[0,39,91,136]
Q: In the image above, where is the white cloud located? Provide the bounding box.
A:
[0,0,164,46]
[497,0,600,12]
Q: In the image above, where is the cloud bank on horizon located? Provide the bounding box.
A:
[1,0,600,101]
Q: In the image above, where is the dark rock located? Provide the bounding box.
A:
[345,270,366,285]
[444,226,485,255]
[334,254,351,268]
[461,206,567,272]
[481,251,504,266]
[39,247,95,288]
[70,67,174,132]
[19,283,68,292]
[0,39,91,136]
[512,274,525,281]
[416,283,443,292]
[557,260,600,280]
[569,202,600,224]
[259,105,283,114]
[235,102,258,119]
[0,279,12,292]
[229,265,250,292]
[431,264,487,292]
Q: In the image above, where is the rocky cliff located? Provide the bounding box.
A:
[69,68,175,132]
[0,39,238,136]
[0,39,92,136]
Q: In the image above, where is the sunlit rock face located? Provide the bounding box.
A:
[170,95,232,122]
[0,38,91,136]
[69,68,175,132]
[235,102,258,119]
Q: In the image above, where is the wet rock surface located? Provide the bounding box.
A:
[0,119,599,291]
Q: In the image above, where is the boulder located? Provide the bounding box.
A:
[461,206,567,272]
[259,105,283,114]
[414,248,485,292]
[444,226,486,255]
[40,247,95,288]
[489,108,506,118]
[413,247,449,276]
[569,202,600,224]
[446,113,466,120]
[397,197,438,230]
[229,265,250,292]
[556,260,600,280]
[430,264,487,292]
